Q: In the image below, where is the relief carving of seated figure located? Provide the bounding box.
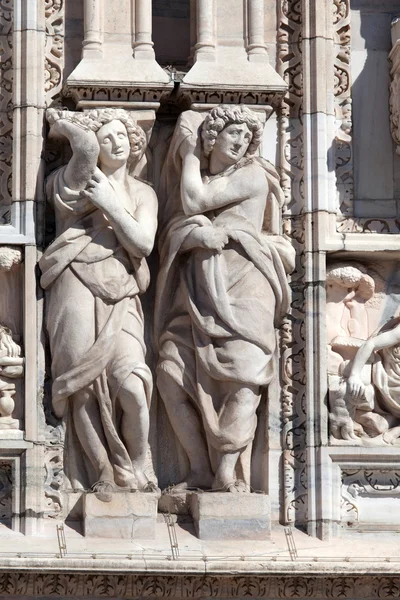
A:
[327,264,400,444]
[326,264,376,441]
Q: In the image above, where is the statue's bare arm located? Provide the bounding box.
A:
[180,152,268,216]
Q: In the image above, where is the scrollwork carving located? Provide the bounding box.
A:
[0,0,13,220]
[43,446,63,518]
[278,0,306,527]
[0,460,12,523]
[333,0,354,220]
[45,0,64,105]
[1,572,400,598]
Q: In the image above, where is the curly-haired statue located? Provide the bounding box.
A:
[40,109,158,500]
[155,105,295,492]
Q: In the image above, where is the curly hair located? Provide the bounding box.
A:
[47,107,147,165]
[201,105,264,158]
[326,264,375,300]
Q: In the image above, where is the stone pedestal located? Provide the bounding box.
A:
[190,492,271,540]
[0,416,19,429]
[83,492,158,539]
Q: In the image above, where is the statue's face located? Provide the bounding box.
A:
[97,119,130,168]
[212,122,252,167]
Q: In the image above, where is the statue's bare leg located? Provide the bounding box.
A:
[212,384,260,493]
[118,373,150,489]
[157,369,214,489]
[212,451,241,492]
[72,388,114,486]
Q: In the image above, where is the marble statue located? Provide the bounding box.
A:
[40,108,158,501]
[0,324,24,429]
[155,105,295,492]
[327,264,400,444]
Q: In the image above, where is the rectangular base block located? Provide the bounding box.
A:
[190,492,271,540]
[83,491,158,539]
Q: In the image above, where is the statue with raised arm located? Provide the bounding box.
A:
[40,108,158,500]
[155,105,295,492]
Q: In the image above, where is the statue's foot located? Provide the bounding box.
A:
[171,470,214,492]
[232,480,250,493]
[135,470,160,494]
[212,477,250,493]
[91,480,115,502]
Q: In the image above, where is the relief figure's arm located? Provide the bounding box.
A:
[347,327,400,400]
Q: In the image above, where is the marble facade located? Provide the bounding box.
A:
[2,0,400,597]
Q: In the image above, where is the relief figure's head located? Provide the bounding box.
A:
[201,105,264,171]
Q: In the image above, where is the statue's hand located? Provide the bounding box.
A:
[180,131,201,159]
[346,375,365,403]
[200,226,229,253]
[0,335,20,359]
[81,168,113,210]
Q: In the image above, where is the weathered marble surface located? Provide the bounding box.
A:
[40,109,158,504]
[84,491,158,539]
[155,105,294,494]
[190,492,271,540]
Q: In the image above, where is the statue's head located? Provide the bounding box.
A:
[201,105,264,166]
[82,109,146,168]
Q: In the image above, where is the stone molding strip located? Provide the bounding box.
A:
[2,567,400,598]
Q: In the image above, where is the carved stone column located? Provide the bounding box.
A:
[247,0,268,62]
[66,0,170,94]
[183,0,286,91]
[194,0,216,63]
[132,0,155,60]
[82,0,103,59]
